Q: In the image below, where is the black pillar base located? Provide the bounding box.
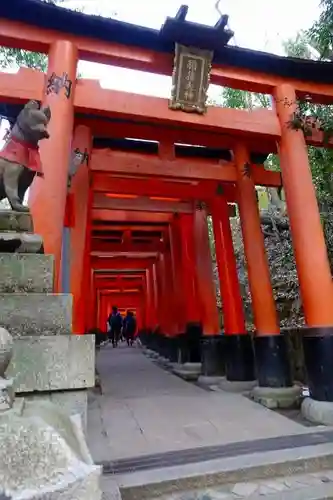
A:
[201,335,225,377]
[225,334,255,382]
[254,334,293,388]
[177,333,187,364]
[303,327,333,402]
[168,337,179,363]
[185,322,203,363]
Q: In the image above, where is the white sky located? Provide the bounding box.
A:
[67,0,322,99]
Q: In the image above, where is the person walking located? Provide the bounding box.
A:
[123,310,137,346]
[107,306,123,348]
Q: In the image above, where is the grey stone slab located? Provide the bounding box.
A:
[115,444,333,499]
[0,293,72,336]
[21,389,88,430]
[0,209,33,232]
[6,334,95,392]
[0,253,54,293]
[232,482,258,495]
[101,477,122,500]
[302,397,333,426]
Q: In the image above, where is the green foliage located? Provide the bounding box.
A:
[0,47,48,71]
[282,31,317,59]
[308,0,333,60]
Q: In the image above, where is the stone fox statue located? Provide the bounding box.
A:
[0,100,51,212]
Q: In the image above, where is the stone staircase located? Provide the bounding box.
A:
[0,211,101,498]
[101,437,333,500]
[0,215,95,427]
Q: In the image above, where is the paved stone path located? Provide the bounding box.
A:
[87,343,324,463]
[154,469,333,499]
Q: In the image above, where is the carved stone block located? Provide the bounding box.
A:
[7,334,95,392]
[0,253,54,293]
[0,293,72,337]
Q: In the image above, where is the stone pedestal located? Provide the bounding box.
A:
[0,212,95,432]
[301,397,333,426]
[172,362,202,381]
[219,377,257,393]
[0,210,43,253]
[251,384,302,409]
[0,326,102,498]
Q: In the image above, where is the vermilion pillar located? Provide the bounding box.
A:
[211,195,255,382]
[86,268,96,331]
[211,196,245,334]
[178,213,201,325]
[275,84,333,402]
[177,213,202,364]
[235,144,293,390]
[156,253,168,334]
[98,294,108,332]
[145,268,157,329]
[152,263,159,329]
[235,143,279,336]
[169,221,185,332]
[156,254,167,333]
[193,207,219,335]
[29,41,78,292]
[164,249,177,335]
[70,125,92,334]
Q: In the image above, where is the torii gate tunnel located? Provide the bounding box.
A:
[1,0,333,404]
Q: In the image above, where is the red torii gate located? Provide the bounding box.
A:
[1,1,333,411]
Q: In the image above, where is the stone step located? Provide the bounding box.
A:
[107,442,333,500]
[7,334,95,392]
[0,293,72,336]
[0,253,54,293]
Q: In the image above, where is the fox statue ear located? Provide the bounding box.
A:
[41,106,51,122]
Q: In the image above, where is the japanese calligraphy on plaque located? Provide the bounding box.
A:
[46,72,73,99]
[169,44,213,114]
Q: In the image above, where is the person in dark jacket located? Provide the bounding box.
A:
[123,310,137,346]
[107,306,123,348]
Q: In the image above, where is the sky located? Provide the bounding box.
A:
[65,0,322,100]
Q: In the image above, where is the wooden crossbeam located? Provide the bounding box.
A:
[93,193,194,214]
[0,19,332,103]
[92,174,237,202]
[92,224,168,232]
[90,149,282,186]
[92,209,174,223]
[0,68,330,148]
[91,257,156,270]
[91,240,166,253]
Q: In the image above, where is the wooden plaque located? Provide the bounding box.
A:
[169,44,213,114]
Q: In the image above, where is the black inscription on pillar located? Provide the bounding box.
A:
[74,148,89,166]
[242,162,251,178]
[46,72,73,99]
